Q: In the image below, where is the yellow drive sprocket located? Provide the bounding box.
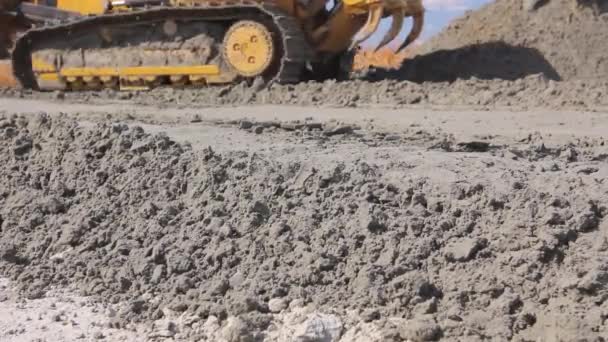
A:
[222,20,274,77]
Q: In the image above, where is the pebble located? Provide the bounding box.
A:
[444,238,485,262]
[268,298,288,313]
[239,120,253,129]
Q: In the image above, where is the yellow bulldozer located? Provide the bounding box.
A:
[0,0,423,91]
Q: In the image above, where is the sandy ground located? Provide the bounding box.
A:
[0,278,147,341]
[1,96,607,341]
[1,97,606,146]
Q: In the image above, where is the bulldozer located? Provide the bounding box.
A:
[0,0,424,91]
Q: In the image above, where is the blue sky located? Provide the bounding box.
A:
[363,0,492,49]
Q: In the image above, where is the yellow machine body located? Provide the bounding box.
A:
[2,0,425,90]
[52,0,107,14]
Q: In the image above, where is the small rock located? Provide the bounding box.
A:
[130,140,152,154]
[577,166,599,175]
[323,124,353,136]
[268,298,288,313]
[447,314,463,322]
[561,147,578,162]
[150,265,165,284]
[512,181,525,190]
[93,331,105,340]
[229,271,244,289]
[293,313,343,342]
[13,137,33,156]
[383,134,401,141]
[254,126,264,134]
[210,279,229,296]
[366,218,387,234]
[444,238,485,262]
[305,122,323,130]
[175,275,193,294]
[239,120,253,130]
[456,141,490,152]
[413,298,438,315]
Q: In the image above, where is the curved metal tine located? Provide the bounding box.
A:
[374,7,404,52]
[396,12,424,53]
[349,4,384,50]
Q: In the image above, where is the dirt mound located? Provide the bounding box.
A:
[396,0,608,82]
[1,113,608,340]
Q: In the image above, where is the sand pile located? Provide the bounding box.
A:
[1,113,608,340]
[399,0,608,82]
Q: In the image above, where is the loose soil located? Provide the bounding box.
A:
[0,109,606,340]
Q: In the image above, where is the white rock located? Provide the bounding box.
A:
[293,313,343,342]
[444,238,483,262]
[268,298,288,313]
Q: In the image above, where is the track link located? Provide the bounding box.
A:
[12,1,314,90]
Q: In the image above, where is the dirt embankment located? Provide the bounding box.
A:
[1,113,607,340]
[393,0,608,83]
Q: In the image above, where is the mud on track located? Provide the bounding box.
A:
[0,108,607,341]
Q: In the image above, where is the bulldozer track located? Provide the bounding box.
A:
[11,1,314,90]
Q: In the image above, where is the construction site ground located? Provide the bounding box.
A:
[1,89,607,341]
[2,0,608,340]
